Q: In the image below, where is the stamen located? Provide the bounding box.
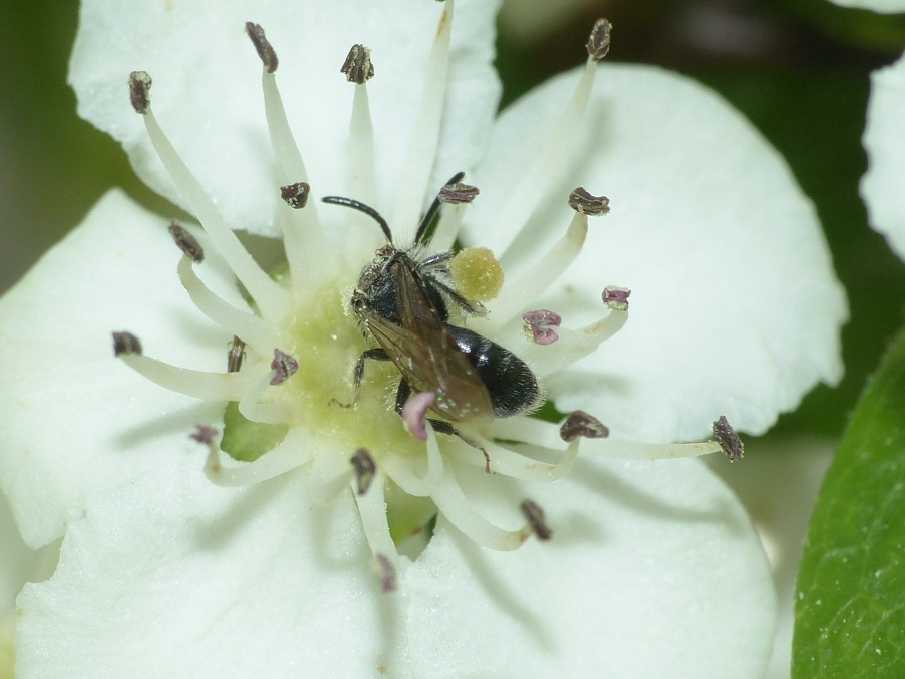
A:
[270,349,299,386]
[603,286,631,311]
[113,333,248,401]
[245,22,278,73]
[350,448,377,496]
[280,182,310,209]
[352,468,399,575]
[712,416,744,462]
[128,71,151,114]
[439,183,480,204]
[227,336,246,373]
[402,391,436,441]
[382,455,432,497]
[498,20,612,271]
[112,330,142,357]
[509,296,628,377]
[446,431,579,481]
[520,499,552,541]
[493,205,590,322]
[391,0,455,243]
[560,410,609,442]
[203,427,311,487]
[340,44,374,84]
[133,76,289,320]
[250,26,324,288]
[568,187,610,216]
[176,257,275,353]
[522,309,562,346]
[375,554,398,594]
[586,18,612,62]
[425,424,529,551]
[239,375,293,425]
[167,222,204,262]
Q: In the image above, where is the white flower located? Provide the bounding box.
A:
[0,1,847,677]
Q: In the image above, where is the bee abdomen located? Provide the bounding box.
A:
[447,325,540,418]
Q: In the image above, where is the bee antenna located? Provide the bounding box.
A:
[322,196,393,243]
[414,171,466,246]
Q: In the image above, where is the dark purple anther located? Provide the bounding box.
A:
[522,309,562,346]
[128,71,152,114]
[560,410,609,442]
[246,22,279,73]
[376,554,397,593]
[602,286,631,311]
[713,416,744,462]
[280,182,310,209]
[402,391,436,441]
[190,425,219,445]
[350,448,377,496]
[341,44,374,84]
[112,331,142,357]
[520,499,552,541]
[439,183,480,205]
[270,349,299,386]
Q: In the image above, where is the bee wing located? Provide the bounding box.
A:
[369,258,494,421]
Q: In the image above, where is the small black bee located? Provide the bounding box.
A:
[322,174,541,446]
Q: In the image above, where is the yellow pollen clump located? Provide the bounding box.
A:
[449,247,504,302]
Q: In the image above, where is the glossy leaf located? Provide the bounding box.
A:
[794,327,905,678]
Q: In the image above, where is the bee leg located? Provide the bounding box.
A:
[331,348,390,409]
[393,379,412,415]
[428,420,492,475]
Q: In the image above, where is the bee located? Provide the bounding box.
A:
[322,174,541,452]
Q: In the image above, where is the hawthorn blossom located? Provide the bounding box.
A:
[0,1,848,677]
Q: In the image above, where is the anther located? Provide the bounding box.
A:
[112,331,142,357]
[341,44,374,84]
[586,18,612,62]
[375,553,397,593]
[190,424,219,445]
[280,182,310,210]
[569,187,610,216]
[350,448,377,496]
[520,499,552,541]
[128,71,152,114]
[712,416,744,462]
[270,349,299,386]
[439,182,480,204]
[560,410,609,442]
[167,222,204,262]
[245,22,278,73]
[602,286,631,311]
[522,309,562,346]
[227,336,246,373]
[402,391,437,441]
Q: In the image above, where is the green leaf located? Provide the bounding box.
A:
[220,402,288,462]
[794,328,905,678]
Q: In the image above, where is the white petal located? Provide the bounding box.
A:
[468,65,848,441]
[0,492,36,612]
[69,0,501,237]
[16,456,390,679]
[711,438,835,679]
[404,456,776,679]
[862,51,905,261]
[826,0,905,12]
[0,190,236,548]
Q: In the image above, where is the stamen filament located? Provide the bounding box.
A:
[142,110,289,319]
[239,375,293,425]
[205,428,310,487]
[382,455,432,497]
[348,83,377,205]
[493,212,588,322]
[425,425,529,551]
[448,433,579,481]
[261,72,328,288]
[429,203,467,252]
[120,354,249,401]
[176,257,275,354]
[352,469,399,562]
[391,0,454,242]
[499,57,599,272]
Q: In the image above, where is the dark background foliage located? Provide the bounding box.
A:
[2,0,905,436]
